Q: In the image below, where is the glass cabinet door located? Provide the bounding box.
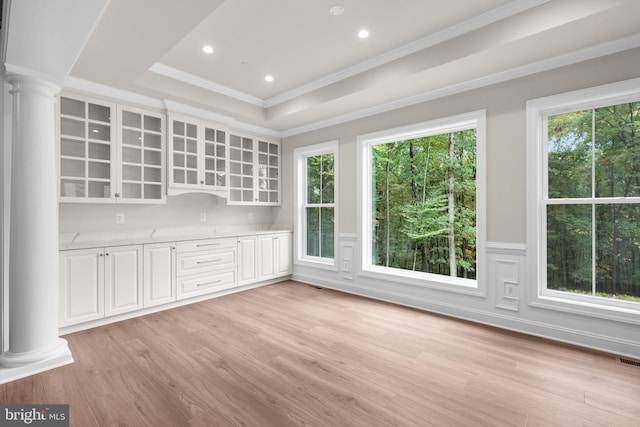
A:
[170,117,199,187]
[257,140,279,204]
[229,133,255,203]
[203,124,227,188]
[118,106,165,202]
[59,95,115,201]
[228,134,280,205]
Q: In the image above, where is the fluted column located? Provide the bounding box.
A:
[0,74,72,381]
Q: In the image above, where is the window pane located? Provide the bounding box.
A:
[321,154,335,204]
[371,130,476,279]
[305,207,335,259]
[320,207,334,258]
[546,204,592,294]
[306,207,320,257]
[595,102,640,198]
[547,111,592,199]
[307,155,322,204]
[595,204,640,300]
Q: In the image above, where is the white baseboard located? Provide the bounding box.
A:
[292,271,640,359]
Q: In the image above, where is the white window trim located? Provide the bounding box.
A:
[293,140,339,271]
[357,110,487,297]
[526,77,640,324]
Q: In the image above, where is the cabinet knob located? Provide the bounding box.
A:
[115,193,120,198]
[200,180,204,184]
[105,253,110,256]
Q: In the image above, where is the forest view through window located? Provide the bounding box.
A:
[371,128,477,280]
[546,100,640,302]
[306,153,335,259]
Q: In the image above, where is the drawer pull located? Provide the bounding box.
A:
[196,243,221,247]
[197,259,222,264]
[197,280,222,287]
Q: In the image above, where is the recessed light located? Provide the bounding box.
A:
[202,45,214,54]
[329,5,344,16]
[265,75,274,82]
[358,29,369,39]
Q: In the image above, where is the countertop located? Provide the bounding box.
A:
[60,226,293,250]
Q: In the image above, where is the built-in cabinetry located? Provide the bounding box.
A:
[58,94,166,203]
[228,132,280,205]
[59,231,292,329]
[143,242,176,308]
[237,235,258,285]
[59,245,143,327]
[175,237,237,299]
[58,95,280,204]
[258,232,292,281]
[167,115,228,197]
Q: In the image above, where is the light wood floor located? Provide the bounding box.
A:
[2,281,639,426]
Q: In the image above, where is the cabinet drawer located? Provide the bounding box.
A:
[177,248,236,276]
[176,237,237,253]
[177,270,236,299]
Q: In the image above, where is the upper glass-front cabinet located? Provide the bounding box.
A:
[58,94,166,203]
[117,106,165,202]
[228,132,280,205]
[167,115,229,197]
[59,95,117,202]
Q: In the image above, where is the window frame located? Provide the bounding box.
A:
[526,77,640,323]
[357,110,487,296]
[294,140,339,270]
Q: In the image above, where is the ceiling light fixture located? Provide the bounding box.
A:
[202,45,214,54]
[329,5,344,16]
[265,74,274,82]
[358,29,369,39]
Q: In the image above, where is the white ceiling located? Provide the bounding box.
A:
[66,0,640,135]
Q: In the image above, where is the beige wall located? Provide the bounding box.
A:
[275,48,640,244]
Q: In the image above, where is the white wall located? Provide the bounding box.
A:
[275,48,640,358]
[60,194,276,234]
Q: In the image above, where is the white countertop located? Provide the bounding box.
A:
[60,226,293,250]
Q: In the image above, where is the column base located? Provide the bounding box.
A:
[0,338,73,384]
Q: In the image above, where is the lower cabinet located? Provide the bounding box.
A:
[59,231,292,328]
[143,242,176,308]
[237,235,258,285]
[175,237,237,300]
[59,245,143,327]
[258,232,292,281]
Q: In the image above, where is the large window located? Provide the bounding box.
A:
[527,78,640,318]
[358,111,486,293]
[294,141,338,269]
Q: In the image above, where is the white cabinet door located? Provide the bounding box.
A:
[117,106,165,203]
[237,235,257,285]
[58,95,117,203]
[168,115,228,197]
[59,248,104,327]
[257,234,276,281]
[257,233,293,281]
[275,233,293,276]
[228,133,280,205]
[143,243,176,308]
[104,245,143,316]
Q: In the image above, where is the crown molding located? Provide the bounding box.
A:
[264,0,550,108]
[62,75,279,138]
[149,63,265,107]
[280,33,640,138]
[143,0,549,110]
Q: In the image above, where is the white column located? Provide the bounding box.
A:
[0,74,72,381]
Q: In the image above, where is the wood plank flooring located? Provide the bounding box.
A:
[2,280,639,426]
